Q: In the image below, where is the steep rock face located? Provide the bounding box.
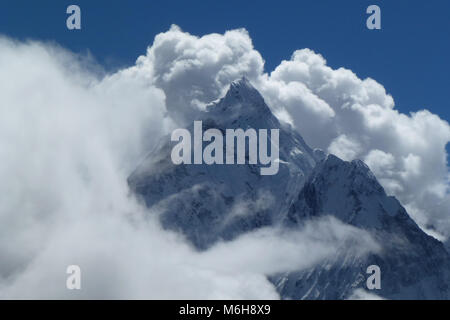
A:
[128,78,318,248]
[275,155,450,299]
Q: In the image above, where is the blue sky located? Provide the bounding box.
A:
[0,0,449,123]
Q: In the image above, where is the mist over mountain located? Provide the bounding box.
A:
[1,25,449,300]
[129,78,450,299]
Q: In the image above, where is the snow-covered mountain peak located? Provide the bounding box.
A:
[129,78,318,247]
[227,76,261,101]
[206,77,274,128]
[128,79,450,299]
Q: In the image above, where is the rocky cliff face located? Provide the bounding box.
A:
[275,154,450,299]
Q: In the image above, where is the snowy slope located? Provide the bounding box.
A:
[275,155,450,299]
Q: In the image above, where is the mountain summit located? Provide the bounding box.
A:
[205,77,279,129]
[129,77,318,247]
[128,79,450,299]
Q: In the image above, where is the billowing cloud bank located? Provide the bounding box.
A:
[0,25,448,299]
[133,25,450,239]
